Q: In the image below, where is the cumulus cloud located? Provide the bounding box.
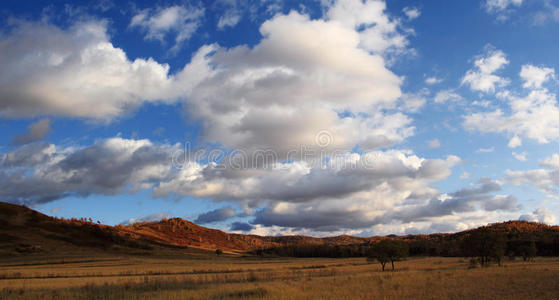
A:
[512,151,527,161]
[462,47,509,93]
[425,76,442,85]
[0,134,523,232]
[472,100,491,108]
[213,0,288,30]
[122,212,172,225]
[397,89,428,113]
[11,119,51,145]
[253,177,519,231]
[0,136,466,232]
[0,2,514,234]
[326,0,411,55]
[154,150,461,204]
[384,178,520,221]
[508,135,522,148]
[402,7,420,20]
[485,0,523,13]
[541,154,559,169]
[175,10,411,155]
[194,207,236,224]
[130,5,204,53]
[0,137,177,205]
[434,90,461,103]
[0,20,175,120]
[519,208,556,224]
[506,154,559,198]
[217,10,241,29]
[484,0,523,21]
[230,222,254,231]
[1,4,413,153]
[520,65,555,89]
[532,1,559,25]
[465,88,559,145]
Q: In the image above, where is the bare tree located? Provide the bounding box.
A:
[367,239,409,271]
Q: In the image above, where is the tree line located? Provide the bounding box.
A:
[254,223,556,269]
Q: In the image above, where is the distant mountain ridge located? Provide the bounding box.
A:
[1,201,558,256]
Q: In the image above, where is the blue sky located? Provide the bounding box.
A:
[1,0,559,236]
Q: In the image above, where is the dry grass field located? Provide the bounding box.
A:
[1,255,558,299]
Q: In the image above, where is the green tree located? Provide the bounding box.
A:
[367,239,409,271]
[490,233,506,266]
[518,240,537,262]
[462,228,507,267]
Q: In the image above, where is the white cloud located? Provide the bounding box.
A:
[508,135,522,148]
[476,147,495,153]
[0,20,175,120]
[519,208,556,224]
[484,0,523,20]
[154,150,461,203]
[0,135,469,232]
[175,11,409,154]
[402,7,420,20]
[520,64,555,89]
[465,88,559,144]
[251,177,519,231]
[0,137,177,204]
[428,139,441,148]
[425,76,442,85]
[462,47,509,93]
[122,212,172,225]
[398,90,428,113]
[506,154,559,199]
[472,100,491,107]
[326,0,411,55]
[434,90,462,103]
[1,5,411,150]
[512,151,527,161]
[485,0,523,13]
[0,2,524,234]
[540,154,559,169]
[532,1,559,25]
[217,10,241,29]
[130,5,204,53]
[0,135,524,232]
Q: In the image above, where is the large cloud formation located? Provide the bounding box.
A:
[0,20,175,119]
[0,138,177,204]
[1,135,520,232]
[0,1,530,233]
[175,8,411,154]
[464,59,559,146]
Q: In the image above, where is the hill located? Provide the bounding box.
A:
[1,201,558,257]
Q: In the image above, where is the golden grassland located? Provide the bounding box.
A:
[1,254,558,299]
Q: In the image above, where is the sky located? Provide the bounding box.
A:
[1,0,559,237]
